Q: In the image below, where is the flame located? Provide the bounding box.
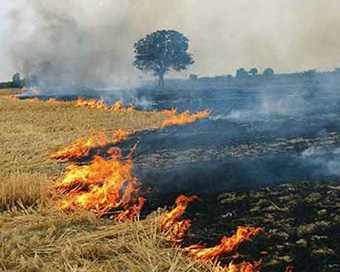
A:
[50,129,133,160]
[24,97,41,102]
[75,97,106,109]
[110,99,134,112]
[55,146,144,220]
[160,109,211,128]
[75,97,134,112]
[183,226,262,261]
[159,195,198,245]
[159,195,262,272]
[216,260,262,272]
[50,108,210,162]
[160,108,178,117]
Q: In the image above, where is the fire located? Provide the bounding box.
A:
[216,260,262,272]
[75,97,106,109]
[50,129,133,160]
[110,99,134,112]
[23,97,40,102]
[75,97,134,112]
[159,195,198,245]
[183,226,262,261]
[51,107,210,161]
[160,109,211,128]
[160,108,178,117]
[159,195,262,272]
[55,146,144,220]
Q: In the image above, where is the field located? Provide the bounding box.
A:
[0,91,207,272]
[1,85,340,272]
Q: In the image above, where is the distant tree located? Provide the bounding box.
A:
[249,68,258,76]
[303,69,317,77]
[189,74,198,81]
[236,68,248,79]
[263,68,275,79]
[12,73,21,88]
[133,30,194,87]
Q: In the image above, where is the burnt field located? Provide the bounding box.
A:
[133,80,340,271]
[20,77,340,271]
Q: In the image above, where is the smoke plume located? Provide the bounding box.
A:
[3,0,340,86]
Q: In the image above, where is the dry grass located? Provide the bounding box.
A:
[0,173,51,211]
[0,97,207,272]
[0,88,23,95]
[0,208,205,272]
[0,97,166,176]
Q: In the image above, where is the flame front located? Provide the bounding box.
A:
[55,146,143,220]
[50,129,132,160]
[160,109,211,128]
[216,260,262,272]
[160,195,262,272]
[160,108,178,117]
[159,195,198,245]
[75,97,134,112]
[75,97,107,109]
[183,226,262,261]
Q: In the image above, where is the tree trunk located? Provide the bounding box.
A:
[158,72,165,87]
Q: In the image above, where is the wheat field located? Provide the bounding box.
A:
[0,92,207,272]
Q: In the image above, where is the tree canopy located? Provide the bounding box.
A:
[133,30,194,86]
[236,68,248,79]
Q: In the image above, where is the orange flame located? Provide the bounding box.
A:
[216,260,262,272]
[24,97,40,102]
[159,195,197,245]
[159,195,262,272]
[110,99,134,112]
[55,146,143,220]
[75,97,106,109]
[160,108,178,117]
[160,109,211,128]
[50,129,133,161]
[46,98,61,103]
[75,97,134,112]
[183,226,262,261]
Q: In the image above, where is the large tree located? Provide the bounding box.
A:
[133,30,194,86]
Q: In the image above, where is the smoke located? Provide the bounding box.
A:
[301,146,340,176]
[3,0,340,87]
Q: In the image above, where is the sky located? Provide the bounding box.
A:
[0,0,340,83]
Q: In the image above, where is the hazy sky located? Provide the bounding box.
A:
[1,0,340,83]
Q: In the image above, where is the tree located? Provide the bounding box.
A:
[263,68,274,79]
[12,73,21,88]
[236,68,248,79]
[133,30,194,86]
[249,68,258,76]
[303,69,317,77]
[189,74,198,81]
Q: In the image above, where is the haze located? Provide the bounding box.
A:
[0,0,340,84]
